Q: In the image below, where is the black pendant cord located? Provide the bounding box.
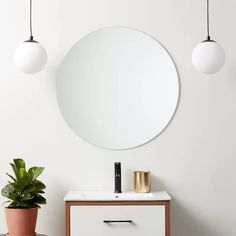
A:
[30,0,33,40]
[207,0,210,40]
[25,0,38,42]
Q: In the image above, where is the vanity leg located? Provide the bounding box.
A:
[65,203,70,236]
[165,201,170,236]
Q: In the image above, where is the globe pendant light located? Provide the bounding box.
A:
[14,0,47,74]
[192,0,225,74]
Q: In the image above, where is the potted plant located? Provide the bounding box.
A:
[1,158,46,236]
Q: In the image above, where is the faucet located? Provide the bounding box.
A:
[114,162,122,193]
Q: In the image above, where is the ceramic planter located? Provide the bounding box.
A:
[5,207,38,236]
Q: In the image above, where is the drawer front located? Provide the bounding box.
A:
[70,205,165,236]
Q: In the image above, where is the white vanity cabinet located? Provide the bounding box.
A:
[65,191,171,236]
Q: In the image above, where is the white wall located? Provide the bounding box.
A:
[0,0,236,235]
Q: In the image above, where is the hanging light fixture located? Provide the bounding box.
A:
[192,0,225,74]
[14,0,47,74]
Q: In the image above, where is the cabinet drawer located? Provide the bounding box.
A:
[70,205,165,236]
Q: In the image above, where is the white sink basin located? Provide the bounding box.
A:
[64,191,171,201]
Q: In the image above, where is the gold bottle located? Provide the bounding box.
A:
[134,171,151,193]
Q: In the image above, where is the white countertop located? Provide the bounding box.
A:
[64,191,171,201]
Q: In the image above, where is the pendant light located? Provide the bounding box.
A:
[14,0,47,74]
[192,0,225,74]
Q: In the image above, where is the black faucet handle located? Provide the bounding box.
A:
[114,162,121,174]
[114,162,122,193]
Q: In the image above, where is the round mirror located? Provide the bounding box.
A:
[57,27,179,150]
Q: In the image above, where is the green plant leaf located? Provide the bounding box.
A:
[1,184,16,200]
[34,180,46,190]
[19,168,26,178]
[10,163,20,180]
[37,190,45,194]
[23,185,36,194]
[31,195,46,204]
[6,173,16,182]
[28,167,44,181]
[21,193,32,201]
[13,159,25,170]
[19,176,33,192]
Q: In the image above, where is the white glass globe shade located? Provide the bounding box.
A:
[14,41,47,74]
[192,41,225,74]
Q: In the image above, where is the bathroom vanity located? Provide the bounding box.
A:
[64,191,171,236]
